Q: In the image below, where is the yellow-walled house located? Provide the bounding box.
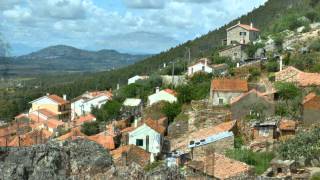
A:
[29,94,70,121]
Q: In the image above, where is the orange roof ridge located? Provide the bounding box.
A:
[230,89,273,105]
[211,79,248,92]
[163,89,177,96]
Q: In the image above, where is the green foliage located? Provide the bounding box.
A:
[188,73,212,100]
[275,82,301,101]
[92,100,121,122]
[161,102,182,122]
[176,85,193,104]
[305,11,320,22]
[144,161,164,172]
[310,39,320,52]
[289,54,316,71]
[266,60,279,72]
[311,172,320,180]
[278,128,320,160]
[81,121,100,136]
[244,43,265,58]
[234,136,244,149]
[310,0,320,7]
[248,67,261,82]
[225,149,274,174]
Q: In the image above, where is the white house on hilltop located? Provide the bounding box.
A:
[128,75,149,85]
[188,58,213,76]
[147,88,177,106]
[71,90,112,120]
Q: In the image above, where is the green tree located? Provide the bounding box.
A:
[92,100,121,122]
[81,121,100,136]
[176,85,193,104]
[161,102,182,122]
[275,82,301,103]
[244,43,264,58]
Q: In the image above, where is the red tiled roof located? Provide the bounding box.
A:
[276,66,320,87]
[279,119,297,131]
[164,89,177,96]
[211,79,248,92]
[187,153,252,179]
[144,118,166,134]
[74,114,96,126]
[121,126,136,134]
[37,109,58,117]
[303,92,317,104]
[58,128,86,141]
[239,24,260,32]
[230,89,273,105]
[110,145,150,167]
[8,129,51,147]
[87,132,115,150]
[15,113,28,119]
[48,94,69,104]
[189,58,210,67]
[46,119,64,129]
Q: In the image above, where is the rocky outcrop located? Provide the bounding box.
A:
[0,139,114,180]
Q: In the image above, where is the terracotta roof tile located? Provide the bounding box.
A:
[48,94,69,104]
[37,109,58,117]
[230,89,273,105]
[74,114,96,126]
[276,66,320,87]
[303,92,317,104]
[58,128,86,141]
[121,126,136,134]
[46,119,64,129]
[8,129,51,147]
[187,153,252,179]
[239,24,260,32]
[279,119,297,131]
[211,79,248,92]
[87,132,115,150]
[110,145,150,167]
[15,113,28,119]
[164,89,178,96]
[302,92,320,110]
[144,118,166,134]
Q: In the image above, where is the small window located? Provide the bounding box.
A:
[259,127,270,137]
[240,32,247,36]
[200,139,205,142]
[219,98,224,105]
[136,139,143,146]
[202,66,205,71]
[195,142,201,145]
[189,141,195,145]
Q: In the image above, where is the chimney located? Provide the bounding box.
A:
[250,22,253,28]
[156,87,160,93]
[134,118,138,128]
[63,94,67,100]
[238,20,241,25]
[280,56,283,71]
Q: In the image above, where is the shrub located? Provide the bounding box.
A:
[310,39,320,52]
[161,102,182,122]
[176,85,193,104]
[266,60,279,72]
[248,67,261,81]
[305,11,320,22]
[81,121,100,136]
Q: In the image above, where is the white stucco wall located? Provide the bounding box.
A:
[147,91,177,106]
[187,63,213,76]
[211,91,243,106]
[71,95,109,119]
[128,124,162,154]
[128,75,146,85]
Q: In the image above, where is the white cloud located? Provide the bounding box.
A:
[0,0,20,10]
[123,0,165,9]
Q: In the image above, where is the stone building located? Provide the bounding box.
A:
[219,22,260,61]
[230,89,275,120]
[210,79,248,106]
[302,92,320,128]
[226,22,260,46]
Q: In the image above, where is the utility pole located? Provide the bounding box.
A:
[171,61,175,89]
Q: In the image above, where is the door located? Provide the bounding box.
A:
[146,135,149,152]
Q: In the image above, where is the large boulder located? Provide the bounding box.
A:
[0,139,114,179]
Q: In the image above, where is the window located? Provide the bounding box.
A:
[136,139,143,146]
[259,127,270,137]
[202,66,205,71]
[219,98,224,105]
[240,32,247,36]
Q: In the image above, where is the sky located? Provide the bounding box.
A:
[0,0,268,56]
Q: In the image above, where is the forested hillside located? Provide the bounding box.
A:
[0,0,315,120]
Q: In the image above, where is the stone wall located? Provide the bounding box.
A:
[192,136,234,160]
[227,26,257,45]
[167,120,188,138]
[219,45,248,61]
[303,109,320,128]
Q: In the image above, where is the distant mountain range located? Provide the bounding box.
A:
[0,45,150,76]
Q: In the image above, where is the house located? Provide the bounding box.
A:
[226,22,260,46]
[275,66,320,87]
[122,98,143,118]
[87,131,116,151]
[187,58,213,76]
[210,79,248,106]
[58,128,87,141]
[128,118,166,154]
[170,120,236,157]
[186,153,253,179]
[110,145,151,167]
[128,75,149,85]
[251,121,277,142]
[230,89,275,120]
[147,88,177,106]
[279,119,297,141]
[219,22,260,61]
[72,114,96,127]
[46,119,65,134]
[29,94,70,120]
[302,92,320,128]
[71,90,112,120]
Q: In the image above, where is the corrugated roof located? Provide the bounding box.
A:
[211,79,248,92]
